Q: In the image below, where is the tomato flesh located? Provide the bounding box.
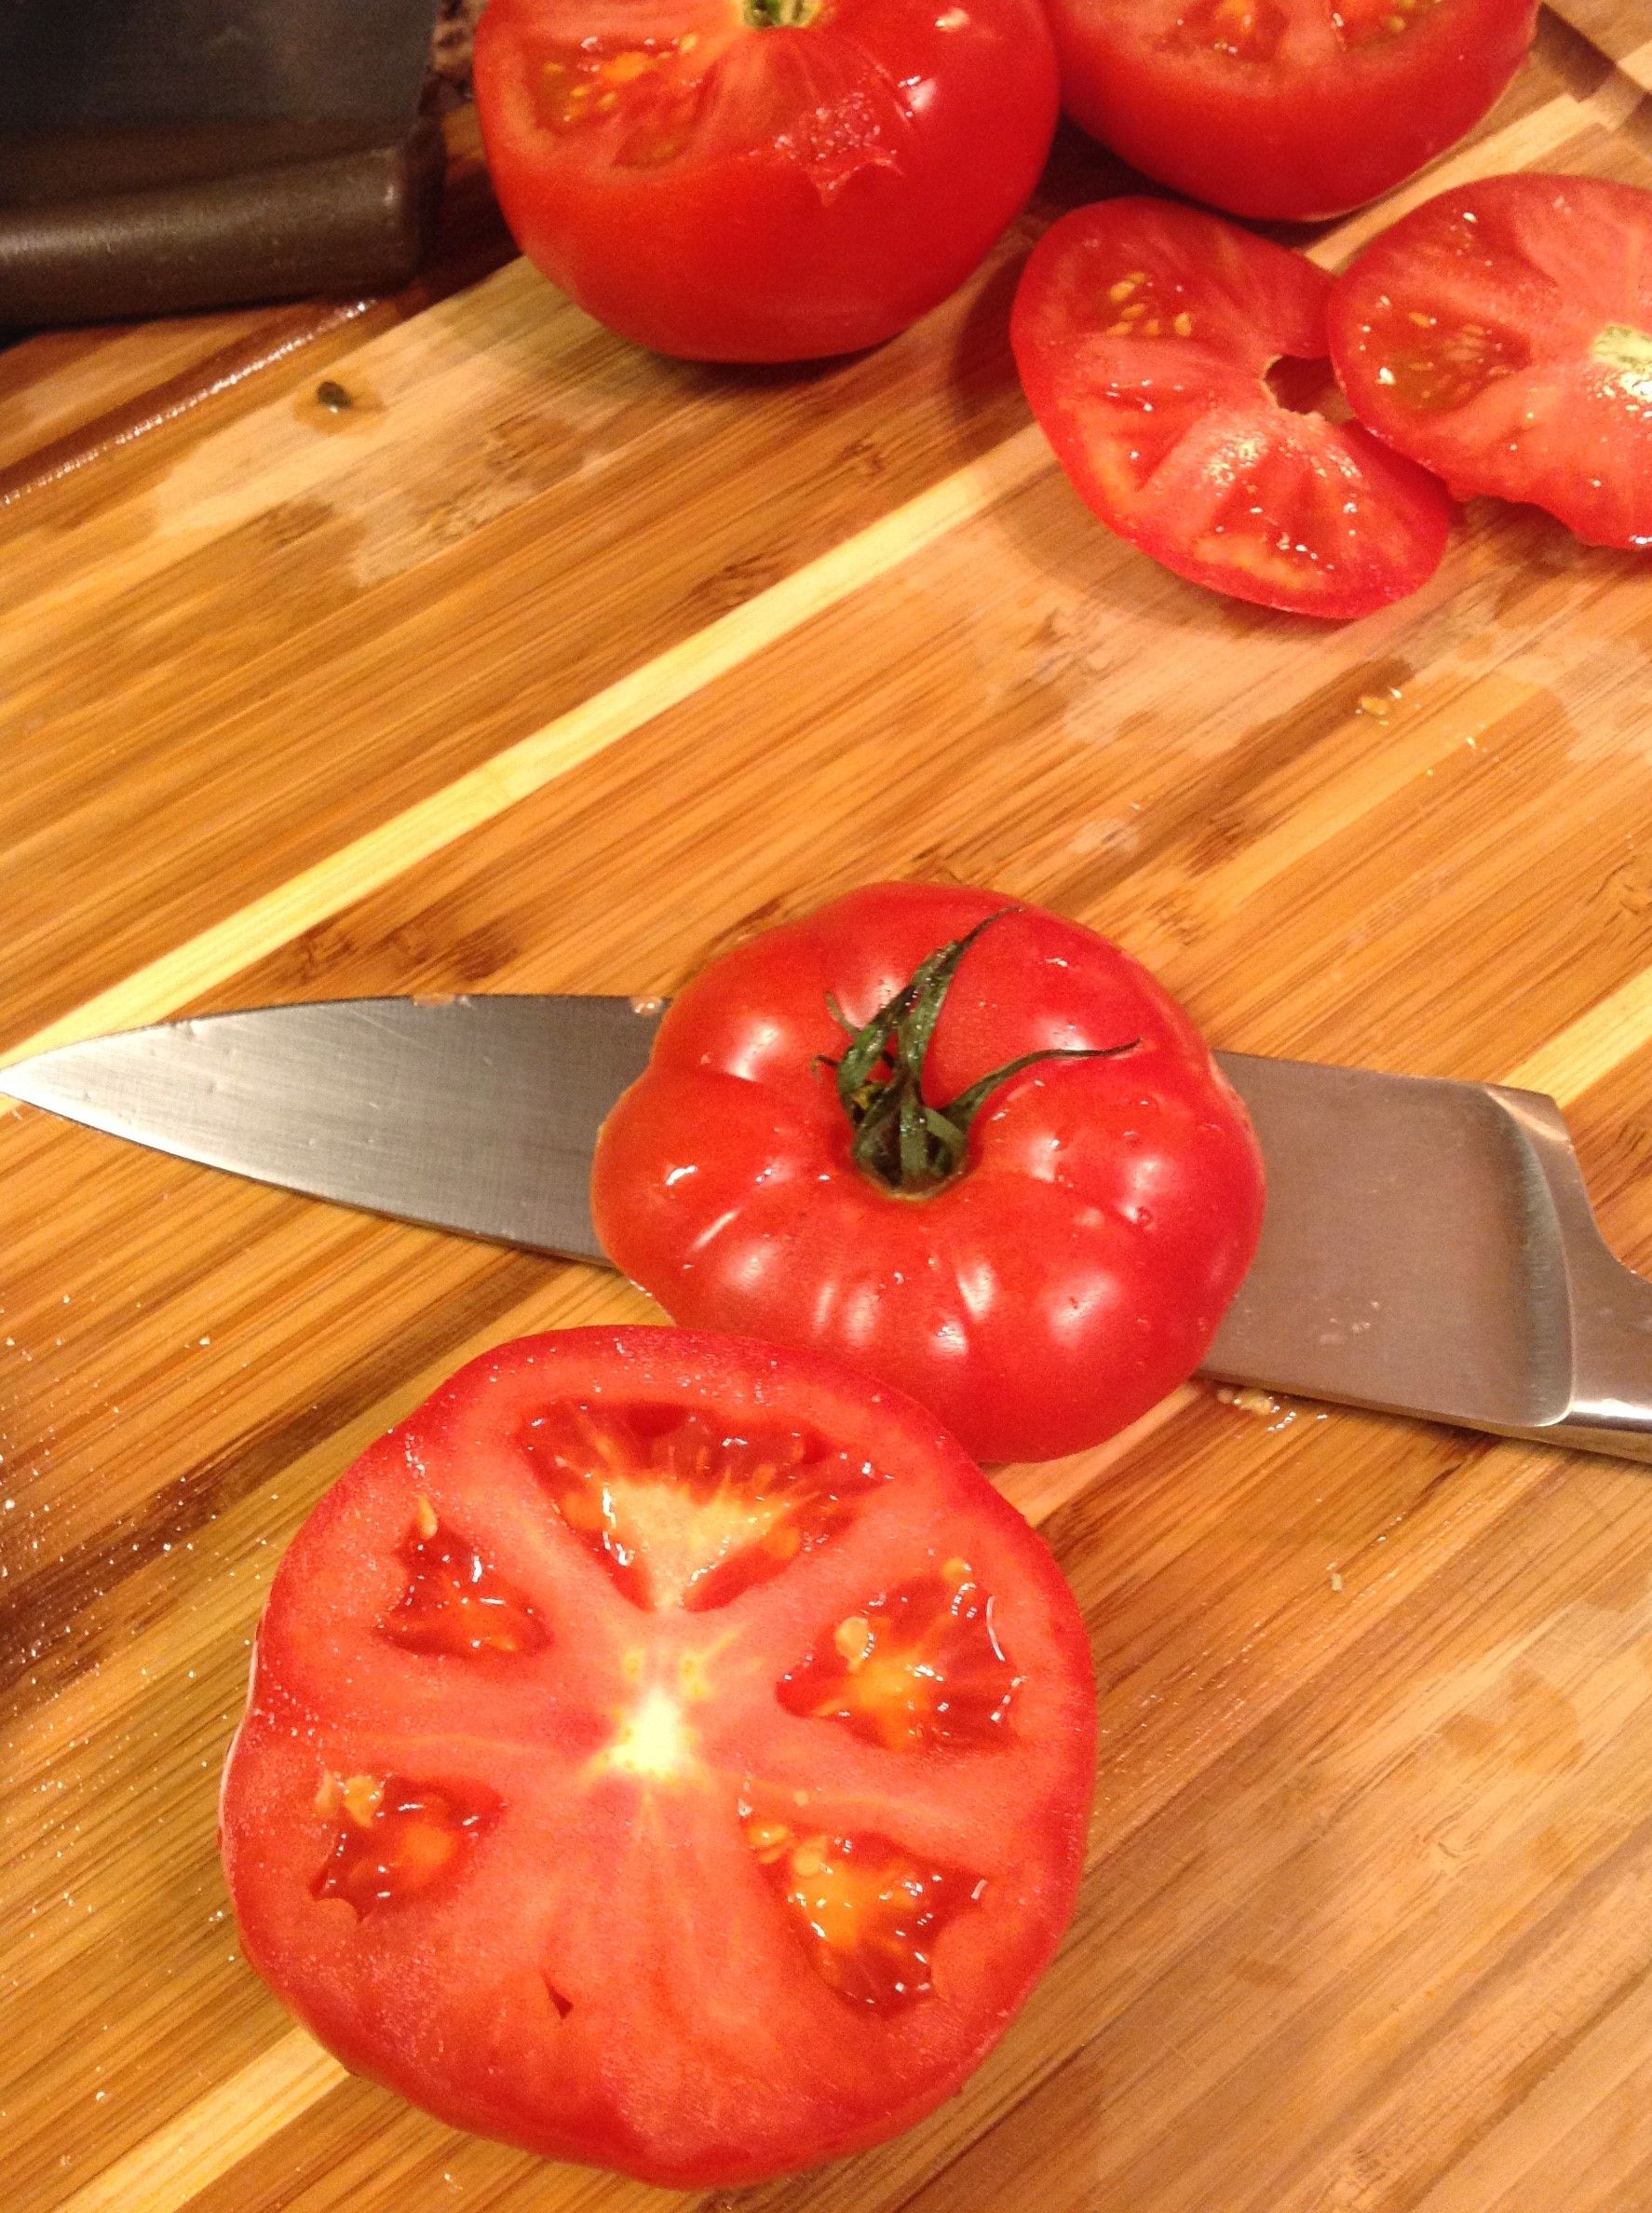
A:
[1045,0,1537,221]
[472,0,1060,361]
[1010,198,1453,618]
[221,1330,1094,2187]
[1330,171,1652,551]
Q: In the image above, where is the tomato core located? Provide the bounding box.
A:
[1174,0,1287,62]
[745,0,821,22]
[1593,323,1652,404]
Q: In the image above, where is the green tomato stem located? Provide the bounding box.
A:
[817,911,1139,1196]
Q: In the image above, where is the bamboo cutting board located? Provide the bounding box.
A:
[6,17,1652,2209]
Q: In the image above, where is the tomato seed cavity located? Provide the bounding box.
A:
[779,1562,1023,1751]
[533,35,709,168]
[312,1772,502,1915]
[520,1402,881,1612]
[1171,0,1287,64]
[1372,311,1529,413]
[746,1819,984,2013]
[1331,0,1442,48]
[379,1503,549,1659]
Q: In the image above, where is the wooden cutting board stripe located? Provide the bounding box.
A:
[2,68,1638,1090]
[9,13,1652,2211]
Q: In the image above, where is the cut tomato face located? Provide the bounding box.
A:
[1329,171,1652,551]
[472,0,1059,361]
[1045,0,1537,221]
[1011,198,1454,618]
[220,1329,1095,2188]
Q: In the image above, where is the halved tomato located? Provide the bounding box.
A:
[220,1329,1094,2188]
[472,0,1059,361]
[1329,170,1652,550]
[1045,0,1538,222]
[1011,197,1454,618]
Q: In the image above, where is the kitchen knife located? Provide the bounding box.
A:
[5,996,1651,1463]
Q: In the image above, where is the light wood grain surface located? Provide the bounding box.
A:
[5,27,1652,2212]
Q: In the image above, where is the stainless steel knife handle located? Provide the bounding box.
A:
[1490,1087,1652,1462]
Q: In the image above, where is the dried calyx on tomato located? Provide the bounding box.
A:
[592,882,1267,1463]
[819,911,1138,1195]
[221,1328,1096,2188]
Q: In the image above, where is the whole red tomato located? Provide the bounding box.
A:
[472,0,1060,362]
[1045,0,1537,223]
[591,886,1266,1463]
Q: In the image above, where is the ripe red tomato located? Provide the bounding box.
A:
[1010,198,1454,618]
[220,1327,1095,2188]
[591,885,1266,1464]
[1044,0,1537,222]
[1329,171,1652,550]
[471,0,1059,362]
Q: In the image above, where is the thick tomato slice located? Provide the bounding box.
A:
[1045,0,1537,222]
[220,1329,1094,2188]
[1011,198,1453,618]
[1329,171,1652,551]
[592,884,1267,1464]
[471,0,1058,362]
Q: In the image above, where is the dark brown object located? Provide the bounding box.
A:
[0,0,446,327]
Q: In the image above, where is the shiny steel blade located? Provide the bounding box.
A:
[0,996,662,1261]
[1204,1052,1652,1461]
[6,1004,1651,1459]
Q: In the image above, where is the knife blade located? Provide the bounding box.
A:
[6,996,1651,1463]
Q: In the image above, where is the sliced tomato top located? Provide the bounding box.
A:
[1011,198,1453,618]
[220,1330,1094,2189]
[1046,0,1538,222]
[1329,171,1652,551]
[473,0,1059,360]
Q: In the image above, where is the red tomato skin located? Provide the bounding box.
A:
[1329,171,1652,551]
[473,0,1059,362]
[221,1327,1096,2187]
[591,887,1266,1464]
[1047,0,1537,223]
[1010,199,1454,619]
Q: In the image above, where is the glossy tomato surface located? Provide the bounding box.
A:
[1329,171,1652,550]
[591,885,1266,1464]
[1011,198,1453,618]
[221,1328,1095,2187]
[472,0,1059,361]
[1045,0,1537,221]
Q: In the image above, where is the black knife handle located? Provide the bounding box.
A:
[0,118,445,326]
